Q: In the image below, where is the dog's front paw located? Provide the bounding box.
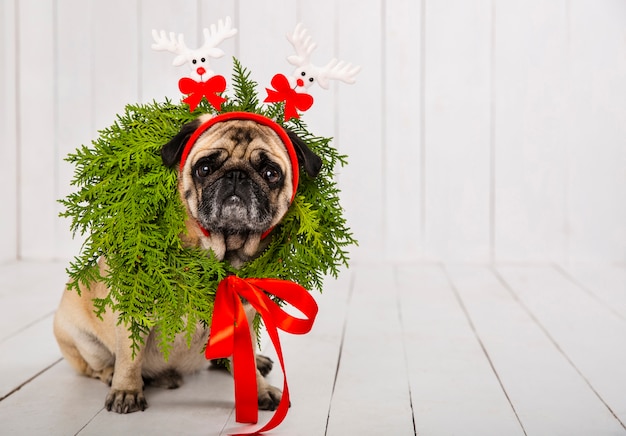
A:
[105,389,147,413]
[256,354,274,377]
[258,384,282,411]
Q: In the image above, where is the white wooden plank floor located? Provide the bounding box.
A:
[1,260,625,435]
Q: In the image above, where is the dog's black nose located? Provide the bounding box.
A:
[224,170,250,195]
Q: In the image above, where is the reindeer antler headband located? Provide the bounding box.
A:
[152,18,360,120]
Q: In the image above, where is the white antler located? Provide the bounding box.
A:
[152,17,237,81]
[151,30,190,66]
[286,23,317,67]
[200,16,238,59]
[316,58,362,89]
[284,23,360,91]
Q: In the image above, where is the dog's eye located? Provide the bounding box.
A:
[196,164,211,178]
[301,71,306,77]
[309,77,314,83]
[194,158,217,179]
[192,59,197,64]
[263,169,280,183]
[201,57,206,63]
[194,154,222,179]
[261,166,282,185]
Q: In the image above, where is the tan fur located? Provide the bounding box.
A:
[54,117,293,413]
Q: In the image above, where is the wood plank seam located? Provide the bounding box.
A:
[75,405,106,435]
[323,270,356,435]
[442,265,528,436]
[0,310,55,344]
[0,357,62,402]
[491,266,626,432]
[217,408,235,436]
[393,265,419,436]
[553,264,626,322]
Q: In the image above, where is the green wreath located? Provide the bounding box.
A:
[60,59,356,358]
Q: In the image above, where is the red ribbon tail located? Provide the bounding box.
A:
[233,316,258,424]
[206,277,259,424]
[205,279,235,360]
[206,276,318,434]
[251,315,291,435]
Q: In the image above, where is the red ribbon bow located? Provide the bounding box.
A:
[205,276,318,434]
[178,75,228,112]
[264,73,314,121]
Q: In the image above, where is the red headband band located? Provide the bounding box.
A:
[179,111,300,203]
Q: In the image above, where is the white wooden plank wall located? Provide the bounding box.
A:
[1,0,625,264]
[0,0,19,261]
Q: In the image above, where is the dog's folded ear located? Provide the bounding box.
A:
[285,129,323,178]
[161,119,202,167]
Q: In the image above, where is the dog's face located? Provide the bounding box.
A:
[179,116,294,236]
[162,114,321,265]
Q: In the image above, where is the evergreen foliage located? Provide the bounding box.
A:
[60,59,356,357]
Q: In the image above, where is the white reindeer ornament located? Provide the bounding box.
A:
[287,23,361,91]
[152,17,237,111]
[265,23,361,120]
[152,17,237,81]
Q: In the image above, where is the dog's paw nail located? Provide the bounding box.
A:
[105,389,147,414]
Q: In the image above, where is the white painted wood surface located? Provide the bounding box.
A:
[1,0,625,263]
[398,265,525,435]
[0,0,18,262]
[2,261,626,435]
[325,266,414,435]
[448,265,625,435]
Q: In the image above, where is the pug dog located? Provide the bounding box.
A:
[53,113,322,414]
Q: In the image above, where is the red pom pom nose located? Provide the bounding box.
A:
[197,67,206,77]
[296,78,304,87]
